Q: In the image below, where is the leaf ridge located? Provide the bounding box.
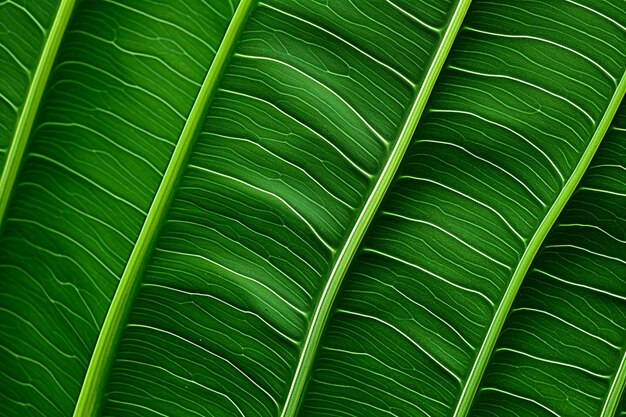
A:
[602,346,626,417]
[453,70,626,417]
[278,1,473,415]
[71,1,257,415]
[0,0,76,228]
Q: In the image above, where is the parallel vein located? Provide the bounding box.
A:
[71,1,257,414]
[601,346,626,416]
[279,1,473,415]
[453,70,626,417]
[0,0,76,227]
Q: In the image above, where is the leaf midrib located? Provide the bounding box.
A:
[0,0,76,229]
[453,70,626,417]
[603,346,626,417]
[71,1,257,415]
[279,1,473,415]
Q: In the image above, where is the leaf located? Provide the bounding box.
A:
[470,105,626,417]
[0,1,625,417]
[0,0,74,224]
[0,0,241,414]
[300,2,626,415]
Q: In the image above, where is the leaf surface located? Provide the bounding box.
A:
[0,0,73,222]
[0,1,625,417]
[99,1,470,415]
[470,105,626,417]
[0,0,239,414]
[301,2,626,416]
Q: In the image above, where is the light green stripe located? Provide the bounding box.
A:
[279,2,473,416]
[453,70,626,417]
[0,0,76,229]
[603,346,626,417]
[602,115,626,417]
[71,1,256,415]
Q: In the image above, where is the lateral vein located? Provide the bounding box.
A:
[601,346,626,417]
[453,70,626,417]
[279,1,473,415]
[0,0,76,228]
[71,1,257,415]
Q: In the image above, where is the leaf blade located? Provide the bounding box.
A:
[302,2,626,416]
[457,69,626,417]
[0,1,239,414]
[470,102,626,417]
[98,1,474,415]
[2,1,626,416]
[71,1,256,414]
[280,1,472,415]
[0,0,75,226]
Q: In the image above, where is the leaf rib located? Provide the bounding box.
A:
[0,0,76,228]
[278,1,473,415]
[71,1,257,415]
[601,347,626,417]
[453,70,626,417]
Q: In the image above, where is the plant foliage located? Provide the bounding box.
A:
[1,1,625,416]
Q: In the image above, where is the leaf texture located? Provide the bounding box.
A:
[471,104,626,417]
[1,0,469,414]
[301,2,626,416]
[0,0,239,414]
[100,1,470,415]
[0,1,625,417]
[0,0,55,167]
[0,0,73,222]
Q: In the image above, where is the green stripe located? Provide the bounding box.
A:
[453,70,626,417]
[71,1,257,415]
[279,1,473,415]
[0,0,76,229]
[602,316,626,415]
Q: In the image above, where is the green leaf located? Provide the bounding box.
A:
[0,0,75,225]
[0,0,240,414]
[470,105,626,417]
[300,2,626,415]
[1,1,626,417]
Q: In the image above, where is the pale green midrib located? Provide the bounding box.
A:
[0,0,76,230]
[453,70,626,417]
[71,1,256,415]
[279,2,473,416]
[602,332,626,415]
